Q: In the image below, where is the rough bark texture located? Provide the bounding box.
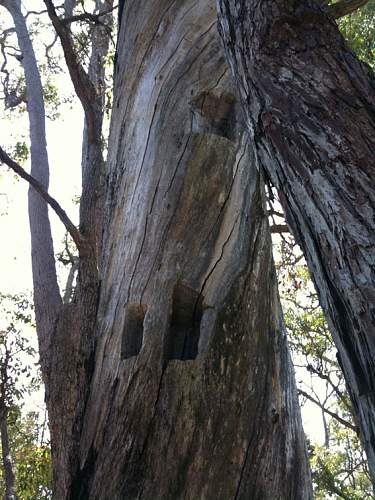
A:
[45,1,312,498]
[216,0,375,482]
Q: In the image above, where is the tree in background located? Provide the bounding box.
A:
[338,0,374,69]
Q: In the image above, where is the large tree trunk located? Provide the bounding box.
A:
[216,0,375,482]
[46,1,311,498]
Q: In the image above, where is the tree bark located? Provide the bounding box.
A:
[216,0,375,482]
[47,1,311,498]
[79,0,113,260]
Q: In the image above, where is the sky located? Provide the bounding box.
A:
[0,97,83,421]
[0,107,82,293]
[0,0,327,445]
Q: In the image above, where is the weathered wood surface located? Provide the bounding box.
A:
[217,0,375,482]
[25,0,314,498]
[49,1,312,498]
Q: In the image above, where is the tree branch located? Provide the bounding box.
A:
[329,0,370,18]
[306,363,353,415]
[0,146,83,249]
[43,0,98,140]
[298,389,357,432]
[267,209,285,218]
[61,5,117,25]
[270,224,289,234]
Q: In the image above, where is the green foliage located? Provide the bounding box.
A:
[274,234,373,499]
[338,0,375,69]
[42,79,62,120]
[0,411,52,499]
[0,293,52,499]
[0,293,36,406]
[311,431,373,499]
[12,141,29,165]
[13,414,52,499]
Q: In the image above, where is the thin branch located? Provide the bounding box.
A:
[306,363,352,412]
[0,146,83,249]
[61,5,117,25]
[329,0,370,18]
[270,224,289,234]
[45,32,59,67]
[298,389,357,432]
[43,0,98,138]
[267,209,285,218]
[25,8,48,19]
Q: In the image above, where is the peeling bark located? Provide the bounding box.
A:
[217,0,375,482]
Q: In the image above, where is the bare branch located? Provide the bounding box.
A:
[267,209,285,218]
[306,363,352,413]
[270,224,289,234]
[0,146,83,249]
[43,0,98,139]
[45,32,59,68]
[25,9,48,19]
[61,5,117,25]
[298,389,357,432]
[329,0,370,18]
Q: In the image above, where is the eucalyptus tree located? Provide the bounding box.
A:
[217,0,375,482]
[0,0,373,497]
[1,0,312,498]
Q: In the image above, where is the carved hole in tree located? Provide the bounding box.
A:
[190,91,237,141]
[121,304,147,359]
[167,284,203,361]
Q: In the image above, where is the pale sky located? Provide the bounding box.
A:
[0,106,82,293]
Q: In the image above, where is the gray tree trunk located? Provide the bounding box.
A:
[46,1,311,498]
[216,0,375,483]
